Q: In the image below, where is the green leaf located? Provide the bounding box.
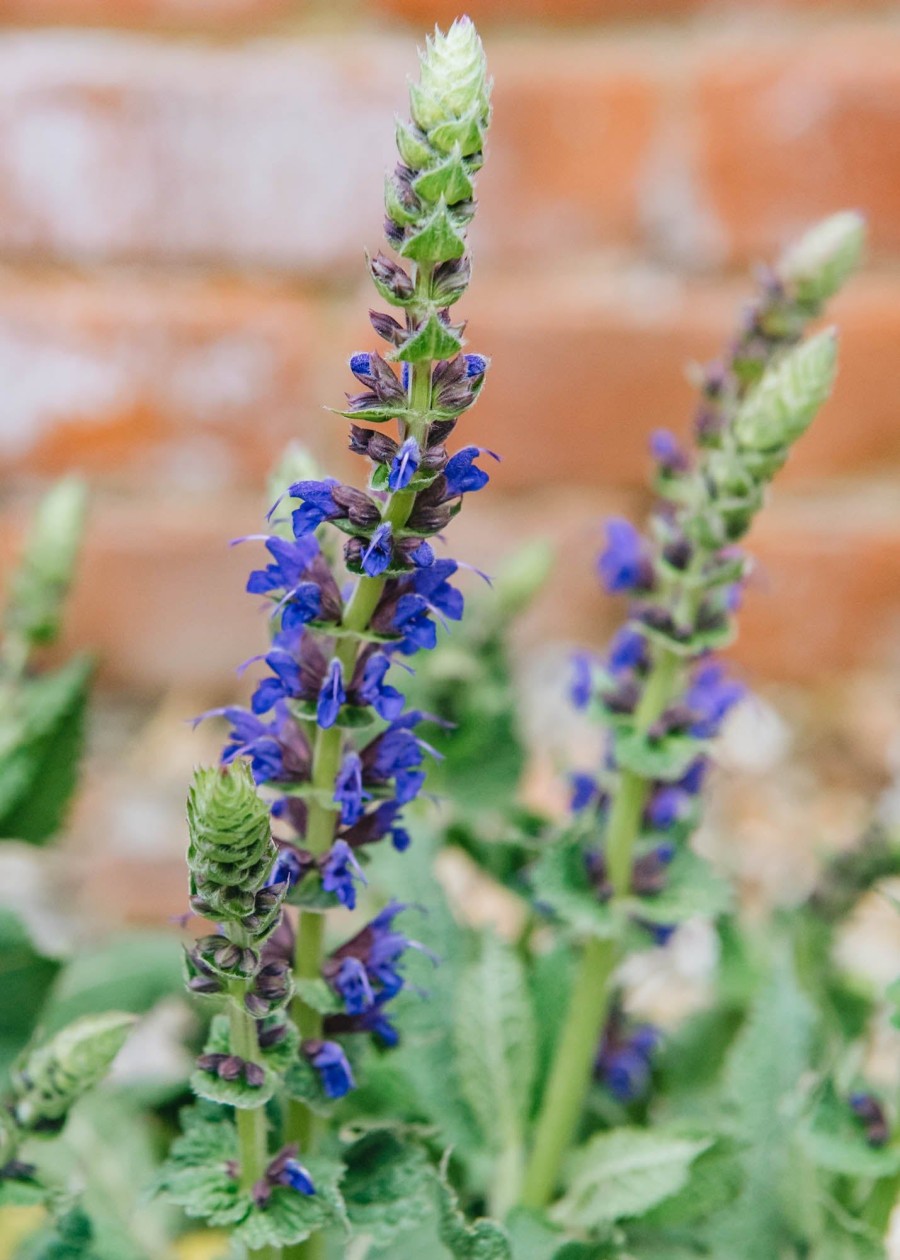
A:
[235,1156,345,1249]
[613,729,702,783]
[435,1160,512,1259]
[641,1140,743,1227]
[0,1176,46,1207]
[292,978,343,1016]
[283,1050,339,1117]
[341,1129,435,1246]
[705,956,814,1260]
[16,1207,103,1260]
[156,1106,248,1227]
[395,312,464,364]
[190,1016,275,1110]
[550,1130,712,1230]
[625,849,732,925]
[798,1082,900,1177]
[39,931,181,1035]
[0,909,61,1079]
[413,154,475,205]
[453,933,536,1153]
[505,1207,615,1259]
[0,656,92,845]
[530,840,616,940]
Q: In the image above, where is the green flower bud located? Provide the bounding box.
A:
[779,211,866,307]
[5,478,87,648]
[11,1012,134,1130]
[410,18,491,153]
[187,762,276,925]
[733,328,838,454]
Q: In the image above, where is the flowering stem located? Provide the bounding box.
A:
[285,267,436,1235]
[522,642,684,1209]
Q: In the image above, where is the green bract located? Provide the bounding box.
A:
[733,328,838,453]
[10,1012,134,1130]
[187,761,276,924]
[4,477,87,650]
[779,210,866,307]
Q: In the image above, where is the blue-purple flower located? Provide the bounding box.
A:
[598,519,653,594]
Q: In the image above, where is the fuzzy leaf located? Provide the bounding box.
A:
[413,155,474,206]
[705,957,813,1260]
[734,328,838,452]
[625,849,732,925]
[436,1161,511,1259]
[613,729,701,783]
[798,1082,900,1177]
[190,1015,275,1109]
[453,933,536,1153]
[530,840,616,939]
[505,1208,615,1259]
[0,656,92,845]
[551,1130,712,1230]
[341,1129,435,1245]
[283,1051,338,1117]
[235,1156,345,1249]
[156,1106,247,1227]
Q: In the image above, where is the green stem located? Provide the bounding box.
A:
[521,643,683,1209]
[283,266,435,1260]
[228,984,279,1260]
[521,936,618,1209]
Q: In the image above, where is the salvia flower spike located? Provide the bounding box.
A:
[522,211,865,1211]
[175,18,493,1259]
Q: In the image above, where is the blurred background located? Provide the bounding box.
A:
[0,0,899,976]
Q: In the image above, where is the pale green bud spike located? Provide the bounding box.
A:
[187,761,275,923]
[734,328,838,453]
[416,17,491,125]
[11,1012,135,1130]
[6,477,88,648]
[779,211,866,307]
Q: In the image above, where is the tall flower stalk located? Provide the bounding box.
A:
[521,211,866,1209]
[166,19,494,1260]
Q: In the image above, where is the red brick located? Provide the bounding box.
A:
[0,0,293,26]
[371,0,888,23]
[695,26,900,262]
[0,33,406,272]
[335,267,900,494]
[4,479,899,690]
[0,273,350,490]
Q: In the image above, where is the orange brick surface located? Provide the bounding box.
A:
[695,27,900,262]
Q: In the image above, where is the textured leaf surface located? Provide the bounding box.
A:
[436,1162,511,1260]
[530,841,616,939]
[157,1107,247,1228]
[341,1129,435,1245]
[551,1130,711,1230]
[235,1156,345,1249]
[705,958,813,1260]
[453,933,536,1153]
[626,850,732,925]
[0,657,91,845]
[799,1082,900,1177]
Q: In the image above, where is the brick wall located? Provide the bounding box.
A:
[1,0,899,690]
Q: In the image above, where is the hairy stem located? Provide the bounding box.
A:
[521,641,683,1209]
[229,985,279,1260]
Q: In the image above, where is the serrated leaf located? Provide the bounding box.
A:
[706,956,813,1260]
[625,849,732,925]
[530,841,616,939]
[505,1207,615,1259]
[235,1156,345,1249]
[436,1161,511,1260]
[550,1130,712,1230]
[157,1107,248,1228]
[453,933,536,1154]
[341,1129,435,1245]
[191,1016,275,1110]
[0,656,92,845]
[798,1082,900,1177]
[613,729,701,783]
